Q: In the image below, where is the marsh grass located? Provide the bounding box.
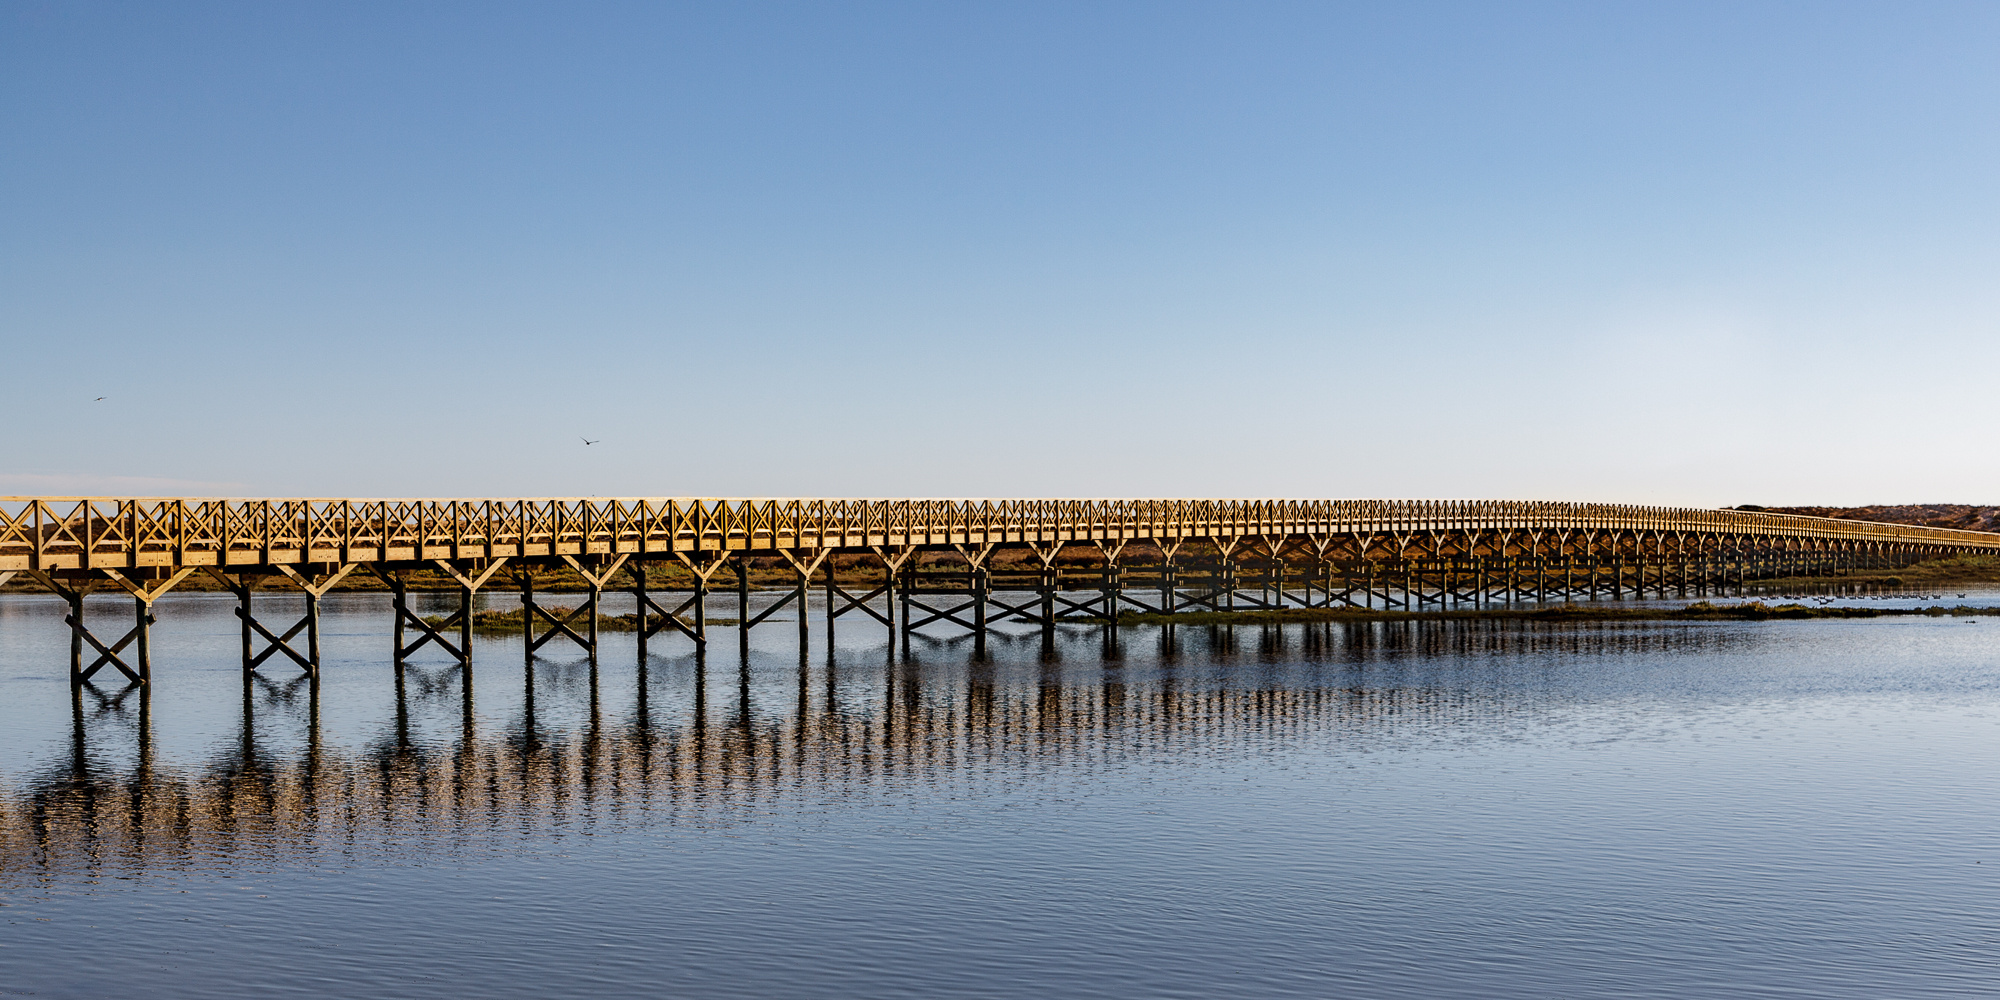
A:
[1103,601,2000,627]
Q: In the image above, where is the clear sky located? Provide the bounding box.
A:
[4,1,1996,505]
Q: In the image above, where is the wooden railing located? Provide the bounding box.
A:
[5,497,1998,572]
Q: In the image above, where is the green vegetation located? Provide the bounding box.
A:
[1752,553,2000,591]
[1097,601,2000,627]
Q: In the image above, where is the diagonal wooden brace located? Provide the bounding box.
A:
[433,557,512,592]
[870,545,919,573]
[73,618,143,683]
[33,570,147,684]
[1025,541,1065,568]
[983,594,1051,626]
[774,548,832,577]
[632,584,703,644]
[101,566,199,605]
[904,598,980,631]
[271,563,360,598]
[560,553,629,589]
[394,601,466,660]
[527,600,594,653]
[673,551,735,583]
[826,579,893,627]
[950,543,997,570]
[241,611,314,669]
[744,586,803,628]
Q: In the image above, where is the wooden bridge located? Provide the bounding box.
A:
[5,496,1997,685]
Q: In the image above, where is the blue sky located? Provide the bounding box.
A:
[4,1,1996,504]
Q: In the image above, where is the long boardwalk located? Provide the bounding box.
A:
[5,496,1998,684]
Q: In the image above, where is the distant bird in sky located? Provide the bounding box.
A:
[580,437,599,446]
[94,397,105,401]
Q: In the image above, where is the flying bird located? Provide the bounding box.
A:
[94,397,105,401]
[580,437,600,446]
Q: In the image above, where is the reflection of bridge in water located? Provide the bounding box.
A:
[4,496,1994,684]
[3,620,1752,873]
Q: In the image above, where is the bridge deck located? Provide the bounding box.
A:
[5,497,2000,572]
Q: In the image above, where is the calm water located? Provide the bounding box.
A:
[4,591,2000,999]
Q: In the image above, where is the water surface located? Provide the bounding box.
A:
[3,592,1999,998]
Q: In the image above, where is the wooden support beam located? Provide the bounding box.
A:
[673,551,735,643]
[367,565,466,665]
[31,569,149,684]
[270,562,359,598]
[432,557,512,593]
[101,566,199,604]
[631,561,702,655]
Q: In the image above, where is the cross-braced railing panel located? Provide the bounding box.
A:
[4,497,1999,572]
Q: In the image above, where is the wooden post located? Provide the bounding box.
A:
[586,572,600,664]
[239,579,255,674]
[1038,565,1054,633]
[824,558,837,641]
[883,560,897,641]
[304,591,319,672]
[736,558,751,653]
[390,575,406,666]
[67,588,84,685]
[694,571,708,644]
[522,571,537,665]
[972,566,988,633]
[899,560,913,640]
[797,565,811,648]
[134,596,152,683]
[460,585,474,665]
[632,563,647,661]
